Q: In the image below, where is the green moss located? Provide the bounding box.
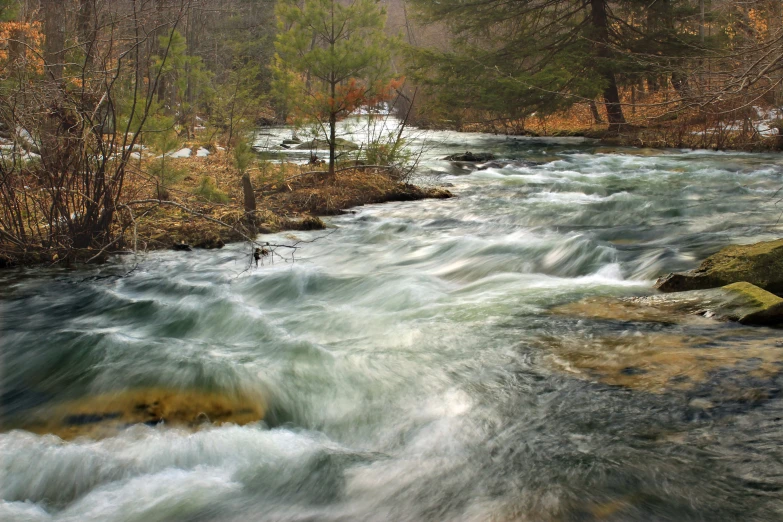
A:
[657,238,783,296]
[724,282,783,308]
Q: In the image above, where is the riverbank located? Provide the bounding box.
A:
[450,121,783,151]
[132,152,452,251]
[0,149,453,267]
[422,93,783,151]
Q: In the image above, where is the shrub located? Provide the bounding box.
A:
[194,176,230,203]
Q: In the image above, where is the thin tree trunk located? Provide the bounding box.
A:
[590,0,625,131]
[42,0,66,80]
[589,100,603,124]
[78,0,96,67]
[242,173,257,217]
[329,109,337,178]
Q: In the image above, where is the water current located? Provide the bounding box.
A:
[2,121,783,521]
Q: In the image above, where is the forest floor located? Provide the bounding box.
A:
[122,150,452,254]
[453,90,783,152]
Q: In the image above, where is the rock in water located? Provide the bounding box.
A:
[655,239,783,296]
[444,152,496,162]
[13,388,267,440]
[722,282,783,326]
[551,282,783,326]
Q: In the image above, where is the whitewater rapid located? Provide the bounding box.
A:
[2,128,783,521]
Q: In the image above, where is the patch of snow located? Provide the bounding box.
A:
[216,146,226,152]
[0,148,39,162]
[16,127,36,147]
[169,147,192,159]
[196,147,210,157]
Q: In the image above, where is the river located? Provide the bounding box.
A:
[2,123,783,521]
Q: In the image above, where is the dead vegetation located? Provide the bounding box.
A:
[456,87,783,151]
[32,148,453,263]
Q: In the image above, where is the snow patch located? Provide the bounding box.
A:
[169,148,192,159]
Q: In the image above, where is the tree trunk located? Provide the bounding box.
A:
[590,0,625,132]
[328,110,337,179]
[589,100,603,124]
[42,0,66,80]
[78,0,96,67]
[242,173,257,215]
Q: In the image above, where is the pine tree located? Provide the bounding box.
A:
[407,0,703,132]
[273,0,394,177]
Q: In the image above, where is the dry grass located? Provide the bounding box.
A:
[121,149,451,252]
[459,87,783,151]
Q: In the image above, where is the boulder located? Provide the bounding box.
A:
[722,282,783,326]
[655,239,783,296]
[444,151,496,162]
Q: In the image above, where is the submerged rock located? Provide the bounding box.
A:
[16,388,266,440]
[537,329,783,394]
[655,239,783,296]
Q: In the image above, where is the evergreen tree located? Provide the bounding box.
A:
[407,0,703,131]
[273,0,394,177]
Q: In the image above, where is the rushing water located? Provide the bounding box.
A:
[2,125,783,521]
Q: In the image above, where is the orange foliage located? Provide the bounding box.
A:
[0,20,44,71]
[296,76,405,121]
[527,88,681,135]
[748,9,769,40]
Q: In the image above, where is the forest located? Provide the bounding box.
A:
[1,0,783,266]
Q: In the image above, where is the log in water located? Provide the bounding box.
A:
[2,128,783,521]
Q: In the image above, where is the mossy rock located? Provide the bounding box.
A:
[551,282,783,327]
[655,239,783,296]
[722,282,783,326]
